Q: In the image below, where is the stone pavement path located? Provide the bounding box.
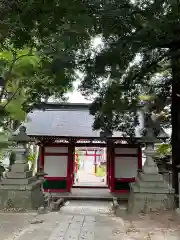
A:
[74,169,105,186]
[1,201,180,240]
[4,201,126,240]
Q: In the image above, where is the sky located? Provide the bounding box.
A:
[65,36,102,103]
[66,81,91,103]
[67,90,91,103]
[65,37,142,104]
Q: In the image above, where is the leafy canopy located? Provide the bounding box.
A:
[0,0,102,126]
[0,0,176,136]
[76,0,177,135]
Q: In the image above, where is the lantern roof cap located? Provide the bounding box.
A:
[140,127,162,143]
[11,126,30,143]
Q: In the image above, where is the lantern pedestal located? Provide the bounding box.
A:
[128,144,174,214]
[0,145,44,210]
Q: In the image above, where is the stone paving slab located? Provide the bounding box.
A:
[1,201,180,240]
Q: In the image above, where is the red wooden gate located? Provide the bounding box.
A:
[40,144,74,193]
[109,144,142,193]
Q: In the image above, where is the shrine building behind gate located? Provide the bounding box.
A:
[20,103,142,194]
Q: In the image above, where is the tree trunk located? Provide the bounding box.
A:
[171,50,180,207]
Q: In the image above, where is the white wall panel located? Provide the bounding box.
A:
[115,148,138,154]
[44,156,68,177]
[45,147,68,153]
[114,157,138,178]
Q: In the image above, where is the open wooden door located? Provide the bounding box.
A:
[106,147,109,187]
[107,142,115,192]
[67,143,75,192]
[106,146,111,187]
[111,144,141,193]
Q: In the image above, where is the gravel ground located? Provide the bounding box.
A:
[0,202,180,240]
[0,212,37,240]
[123,210,180,239]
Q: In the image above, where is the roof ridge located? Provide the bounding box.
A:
[34,102,90,110]
[37,108,89,112]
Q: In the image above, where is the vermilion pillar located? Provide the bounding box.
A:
[39,145,44,170]
[94,150,97,174]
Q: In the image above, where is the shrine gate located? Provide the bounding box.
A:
[23,103,142,194]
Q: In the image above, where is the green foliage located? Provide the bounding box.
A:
[0,0,99,127]
[0,45,76,128]
[0,0,98,87]
[0,149,6,176]
[75,150,81,169]
[96,166,106,177]
[75,0,176,134]
[0,0,97,48]
[156,143,172,158]
[27,152,36,171]
[0,0,175,136]
[0,47,70,105]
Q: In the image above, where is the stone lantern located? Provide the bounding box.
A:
[12,125,29,144]
[157,128,169,141]
[0,126,44,210]
[141,126,162,175]
[11,126,30,166]
[128,114,174,214]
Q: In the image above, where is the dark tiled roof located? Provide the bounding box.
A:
[19,103,141,138]
[25,108,100,137]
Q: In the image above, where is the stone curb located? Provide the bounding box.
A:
[112,197,127,219]
[37,198,65,214]
[175,208,180,216]
[50,198,65,211]
[112,197,119,210]
[61,196,113,201]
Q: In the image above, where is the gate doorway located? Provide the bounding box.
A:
[73,147,107,188]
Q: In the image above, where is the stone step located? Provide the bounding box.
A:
[6,171,33,179]
[1,176,36,185]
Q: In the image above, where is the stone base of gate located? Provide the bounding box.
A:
[127,173,174,214]
[0,180,44,210]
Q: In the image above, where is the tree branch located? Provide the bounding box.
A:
[15,46,34,62]
[2,87,21,109]
[0,46,34,103]
[125,51,171,86]
[0,51,16,102]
